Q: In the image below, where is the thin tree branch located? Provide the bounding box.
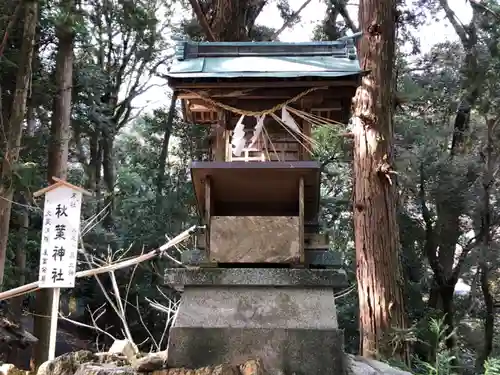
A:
[270,0,314,40]
[333,0,358,33]
[188,0,216,41]
[438,0,470,45]
[469,0,500,20]
[59,308,118,342]
[450,235,480,284]
[109,270,134,345]
[450,215,500,284]
[246,0,267,37]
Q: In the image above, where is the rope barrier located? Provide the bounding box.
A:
[184,86,327,116]
[184,86,352,160]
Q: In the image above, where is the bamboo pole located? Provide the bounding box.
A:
[0,225,199,301]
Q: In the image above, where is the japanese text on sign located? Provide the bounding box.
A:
[38,186,82,288]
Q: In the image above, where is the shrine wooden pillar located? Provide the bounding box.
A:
[204,177,211,258]
[213,110,231,161]
[299,176,305,263]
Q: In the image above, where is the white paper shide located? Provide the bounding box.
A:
[38,186,82,288]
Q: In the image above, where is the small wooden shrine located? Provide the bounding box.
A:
[166,38,362,267]
[164,37,362,374]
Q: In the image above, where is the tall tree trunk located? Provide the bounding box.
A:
[11,195,29,314]
[8,102,36,365]
[6,193,30,365]
[156,92,177,203]
[351,0,409,363]
[475,117,496,372]
[10,100,35,318]
[0,0,38,288]
[33,2,74,367]
[476,264,494,372]
[101,131,115,230]
[424,2,481,357]
[88,131,101,194]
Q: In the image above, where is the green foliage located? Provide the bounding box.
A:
[406,317,500,375]
[414,316,458,375]
[485,358,500,375]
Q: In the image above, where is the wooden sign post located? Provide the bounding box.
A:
[33,177,91,361]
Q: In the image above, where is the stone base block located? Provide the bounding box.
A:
[166,286,347,375]
[167,327,347,375]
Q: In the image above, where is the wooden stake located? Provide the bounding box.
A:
[48,287,60,360]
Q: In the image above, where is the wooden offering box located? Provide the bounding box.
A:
[190,161,320,264]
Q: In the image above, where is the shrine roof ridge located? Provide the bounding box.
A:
[173,39,358,60]
[166,36,362,80]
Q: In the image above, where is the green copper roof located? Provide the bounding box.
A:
[167,38,362,79]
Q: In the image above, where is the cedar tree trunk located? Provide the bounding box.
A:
[351,0,409,363]
[33,1,74,367]
[0,0,38,287]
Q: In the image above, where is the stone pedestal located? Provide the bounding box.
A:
[164,268,348,375]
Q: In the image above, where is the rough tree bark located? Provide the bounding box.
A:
[351,0,409,362]
[0,0,38,287]
[189,0,267,41]
[33,0,74,367]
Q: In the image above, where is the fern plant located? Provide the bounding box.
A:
[485,357,500,375]
[410,317,500,375]
[412,316,457,375]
